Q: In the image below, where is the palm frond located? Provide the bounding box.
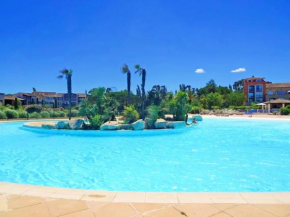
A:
[57,75,64,79]
[121,64,129,74]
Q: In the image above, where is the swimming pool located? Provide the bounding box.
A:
[0,118,289,192]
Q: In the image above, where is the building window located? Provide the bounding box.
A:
[256,85,263,92]
[249,85,254,92]
[256,92,263,102]
[268,91,274,95]
[277,90,286,95]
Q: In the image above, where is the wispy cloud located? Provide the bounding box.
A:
[231,67,246,73]
[195,68,205,73]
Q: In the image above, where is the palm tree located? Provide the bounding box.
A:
[121,64,131,105]
[135,64,146,119]
[58,68,73,120]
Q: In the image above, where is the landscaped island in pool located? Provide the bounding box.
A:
[0,117,290,192]
[22,115,203,131]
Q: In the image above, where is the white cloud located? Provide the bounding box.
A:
[231,67,246,73]
[195,68,205,73]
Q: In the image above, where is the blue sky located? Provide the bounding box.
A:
[0,0,289,94]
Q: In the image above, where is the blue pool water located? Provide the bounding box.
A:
[0,118,290,192]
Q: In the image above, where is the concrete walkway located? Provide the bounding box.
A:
[1,183,290,217]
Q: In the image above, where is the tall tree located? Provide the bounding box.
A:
[121,64,131,105]
[58,69,73,120]
[135,64,146,119]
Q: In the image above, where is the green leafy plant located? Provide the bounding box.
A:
[29,112,41,119]
[18,110,28,118]
[123,105,140,124]
[5,109,19,119]
[70,109,79,117]
[26,105,42,113]
[90,114,104,130]
[0,111,7,119]
[280,106,290,115]
[40,111,50,118]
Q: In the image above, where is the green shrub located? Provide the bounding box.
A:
[123,105,140,124]
[40,111,50,118]
[18,110,28,118]
[58,111,66,117]
[5,104,14,110]
[50,111,59,118]
[26,105,42,113]
[280,106,290,115]
[191,106,201,114]
[5,109,19,119]
[71,110,79,117]
[90,114,104,130]
[146,105,164,129]
[29,112,42,119]
[0,111,7,119]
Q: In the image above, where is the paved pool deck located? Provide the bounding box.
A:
[1,182,290,216]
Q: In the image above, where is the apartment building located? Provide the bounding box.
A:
[4,91,86,107]
[243,76,290,104]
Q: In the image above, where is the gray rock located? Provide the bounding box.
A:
[193,115,203,121]
[69,119,84,130]
[167,121,186,129]
[100,121,118,130]
[131,119,145,130]
[117,124,132,130]
[154,118,167,129]
[56,121,70,129]
[41,124,55,129]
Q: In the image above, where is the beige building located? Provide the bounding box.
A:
[265,83,290,101]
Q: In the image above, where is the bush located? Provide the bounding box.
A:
[5,109,19,119]
[146,105,164,129]
[191,106,201,114]
[58,111,66,117]
[123,105,140,124]
[90,114,104,130]
[29,112,42,119]
[0,111,7,119]
[70,110,79,117]
[40,111,50,118]
[50,111,59,118]
[280,106,290,115]
[26,105,42,113]
[18,110,28,118]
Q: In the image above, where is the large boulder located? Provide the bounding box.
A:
[154,119,167,129]
[100,121,118,131]
[167,121,186,129]
[41,123,56,129]
[193,115,203,121]
[55,121,70,129]
[131,119,145,130]
[69,119,84,130]
[117,124,132,130]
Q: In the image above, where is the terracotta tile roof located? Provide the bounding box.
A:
[53,94,64,98]
[265,99,290,104]
[4,96,25,101]
[266,83,290,88]
[77,94,86,98]
[244,77,265,80]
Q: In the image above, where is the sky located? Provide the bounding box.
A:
[0,0,290,94]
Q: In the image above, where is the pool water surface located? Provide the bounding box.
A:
[0,117,289,192]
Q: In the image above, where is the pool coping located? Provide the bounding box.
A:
[1,182,290,204]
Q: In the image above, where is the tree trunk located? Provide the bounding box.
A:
[68,75,72,120]
[141,69,146,119]
[127,72,131,105]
